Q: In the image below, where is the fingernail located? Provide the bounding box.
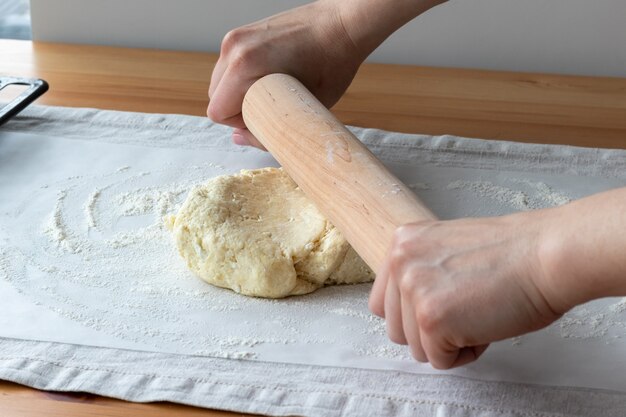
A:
[232,132,249,146]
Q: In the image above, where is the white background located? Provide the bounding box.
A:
[30,0,626,77]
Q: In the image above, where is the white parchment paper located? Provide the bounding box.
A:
[2,128,626,393]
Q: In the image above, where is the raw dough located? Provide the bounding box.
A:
[166,167,374,298]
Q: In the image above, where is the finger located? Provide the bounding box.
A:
[219,113,247,130]
[401,293,427,362]
[369,250,392,318]
[207,65,257,124]
[450,344,489,368]
[232,128,267,151]
[384,276,406,344]
[232,128,249,146]
[208,57,228,100]
[207,58,227,119]
[420,333,460,370]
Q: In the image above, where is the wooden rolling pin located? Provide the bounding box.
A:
[242,74,436,273]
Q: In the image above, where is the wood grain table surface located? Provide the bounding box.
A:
[1,39,625,417]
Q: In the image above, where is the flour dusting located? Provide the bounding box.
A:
[408,182,431,191]
[447,180,530,210]
[8,162,377,360]
[43,190,82,253]
[610,298,626,314]
[446,179,572,212]
[2,158,621,367]
[84,189,101,229]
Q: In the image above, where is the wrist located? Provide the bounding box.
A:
[332,0,447,58]
[534,207,580,314]
[535,199,619,313]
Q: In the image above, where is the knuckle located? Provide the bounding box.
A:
[221,28,245,52]
[229,47,259,72]
[397,263,434,295]
[390,224,423,258]
[415,297,444,333]
[389,240,411,267]
[387,250,404,281]
[398,270,417,293]
[392,224,414,245]
[220,29,264,71]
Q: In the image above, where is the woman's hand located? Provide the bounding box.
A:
[207,1,365,148]
[208,0,447,148]
[369,210,565,369]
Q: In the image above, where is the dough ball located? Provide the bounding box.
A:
[166,167,374,298]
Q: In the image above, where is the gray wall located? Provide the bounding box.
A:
[31,0,626,77]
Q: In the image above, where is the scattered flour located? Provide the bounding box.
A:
[330,307,386,336]
[114,186,189,219]
[11,163,348,360]
[408,182,431,191]
[3,161,618,367]
[354,344,410,361]
[0,250,9,281]
[116,191,154,216]
[381,183,403,198]
[447,179,572,211]
[192,350,256,360]
[84,189,101,229]
[447,180,530,210]
[43,190,83,253]
[519,180,572,207]
[105,224,163,249]
[609,298,626,314]
[531,182,572,207]
[557,310,609,339]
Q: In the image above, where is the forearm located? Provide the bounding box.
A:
[538,186,626,312]
[332,0,448,58]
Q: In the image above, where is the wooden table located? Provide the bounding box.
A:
[1,39,625,417]
[3,40,626,149]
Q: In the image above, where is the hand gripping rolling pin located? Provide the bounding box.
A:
[242,74,436,273]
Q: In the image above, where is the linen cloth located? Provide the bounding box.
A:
[1,105,625,417]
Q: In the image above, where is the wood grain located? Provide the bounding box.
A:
[243,73,435,271]
[0,39,625,416]
[2,39,625,149]
[0,380,251,417]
